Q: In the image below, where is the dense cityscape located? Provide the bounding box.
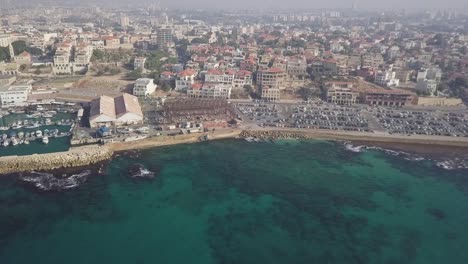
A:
[1,2,468,263]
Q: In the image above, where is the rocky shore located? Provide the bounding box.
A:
[0,145,113,174]
[239,130,307,140]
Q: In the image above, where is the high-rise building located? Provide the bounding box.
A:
[120,15,130,27]
[157,27,172,49]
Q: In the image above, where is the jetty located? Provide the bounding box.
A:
[0,145,113,174]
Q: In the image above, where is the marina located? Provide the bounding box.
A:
[0,109,77,156]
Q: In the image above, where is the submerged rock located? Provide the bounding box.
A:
[128,164,156,179]
[19,170,91,191]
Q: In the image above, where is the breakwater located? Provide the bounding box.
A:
[0,145,113,174]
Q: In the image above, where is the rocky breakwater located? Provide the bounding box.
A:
[0,145,113,174]
[239,130,307,140]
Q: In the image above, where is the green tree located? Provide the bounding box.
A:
[126,69,143,80]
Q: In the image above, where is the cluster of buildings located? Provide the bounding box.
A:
[53,41,93,75]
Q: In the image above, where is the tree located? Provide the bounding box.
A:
[19,64,27,71]
[91,49,105,62]
[191,38,208,44]
[161,83,172,92]
[126,69,143,80]
[297,87,313,100]
[34,68,41,75]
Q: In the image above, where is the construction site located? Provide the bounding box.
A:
[160,98,236,129]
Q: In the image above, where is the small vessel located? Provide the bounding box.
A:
[45,118,52,125]
[2,140,9,147]
[1,134,7,140]
[36,130,43,138]
[24,139,30,145]
[25,132,31,138]
[42,136,49,144]
[10,137,18,146]
[0,126,9,131]
[18,131,24,138]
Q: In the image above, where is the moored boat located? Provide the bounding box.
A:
[42,136,49,144]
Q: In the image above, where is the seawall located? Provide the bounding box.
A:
[0,145,113,174]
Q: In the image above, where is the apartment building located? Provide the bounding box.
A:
[375,70,400,87]
[361,53,384,68]
[286,57,308,79]
[0,84,31,108]
[187,82,231,99]
[261,86,281,101]
[175,69,198,91]
[325,82,358,105]
[133,78,157,97]
[257,67,286,89]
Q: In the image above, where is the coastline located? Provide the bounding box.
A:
[2,127,468,174]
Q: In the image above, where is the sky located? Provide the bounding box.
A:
[157,0,467,11]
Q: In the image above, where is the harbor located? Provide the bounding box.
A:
[0,107,77,156]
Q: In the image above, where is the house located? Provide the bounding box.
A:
[89,93,143,128]
[187,82,231,99]
[134,57,146,71]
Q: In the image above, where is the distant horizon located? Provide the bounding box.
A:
[0,0,467,13]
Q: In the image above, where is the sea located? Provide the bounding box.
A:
[1,139,468,264]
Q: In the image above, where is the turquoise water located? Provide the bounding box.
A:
[1,139,468,263]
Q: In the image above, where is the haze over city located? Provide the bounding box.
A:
[0,1,468,264]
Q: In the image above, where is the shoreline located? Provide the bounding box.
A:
[1,127,468,174]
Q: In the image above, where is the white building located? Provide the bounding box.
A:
[0,84,31,108]
[134,78,157,97]
[375,70,400,87]
[175,69,198,91]
[0,34,11,48]
[187,83,231,99]
[134,57,146,71]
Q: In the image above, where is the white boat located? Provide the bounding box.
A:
[42,136,49,144]
[36,130,43,138]
[10,137,18,146]
[2,140,9,147]
[24,139,29,145]
[0,127,9,131]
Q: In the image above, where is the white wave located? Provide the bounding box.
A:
[19,170,91,191]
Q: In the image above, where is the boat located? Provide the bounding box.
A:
[18,131,24,138]
[1,134,7,140]
[36,130,43,138]
[2,140,9,147]
[25,123,40,129]
[10,137,18,146]
[42,136,49,144]
[45,118,52,125]
[0,126,9,131]
[24,139,29,145]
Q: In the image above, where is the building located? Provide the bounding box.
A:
[134,57,146,71]
[188,82,231,99]
[361,53,384,68]
[175,69,198,91]
[375,70,400,87]
[257,67,286,90]
[0,34,11,48]
[261,86,281,101]
[325,82,358,105]
[134,78,157,97]
[53,42,72,75]
[157,27,173,49]
[0,84,31,108]
[362,89,414,107]
[120,15,130,27]
[286,57,308,79]
[89,93,143,128]
[416,79,438,95]
[14,51,31,65]
[73,42,93,74]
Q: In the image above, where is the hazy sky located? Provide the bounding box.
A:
[157,0,467,10]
